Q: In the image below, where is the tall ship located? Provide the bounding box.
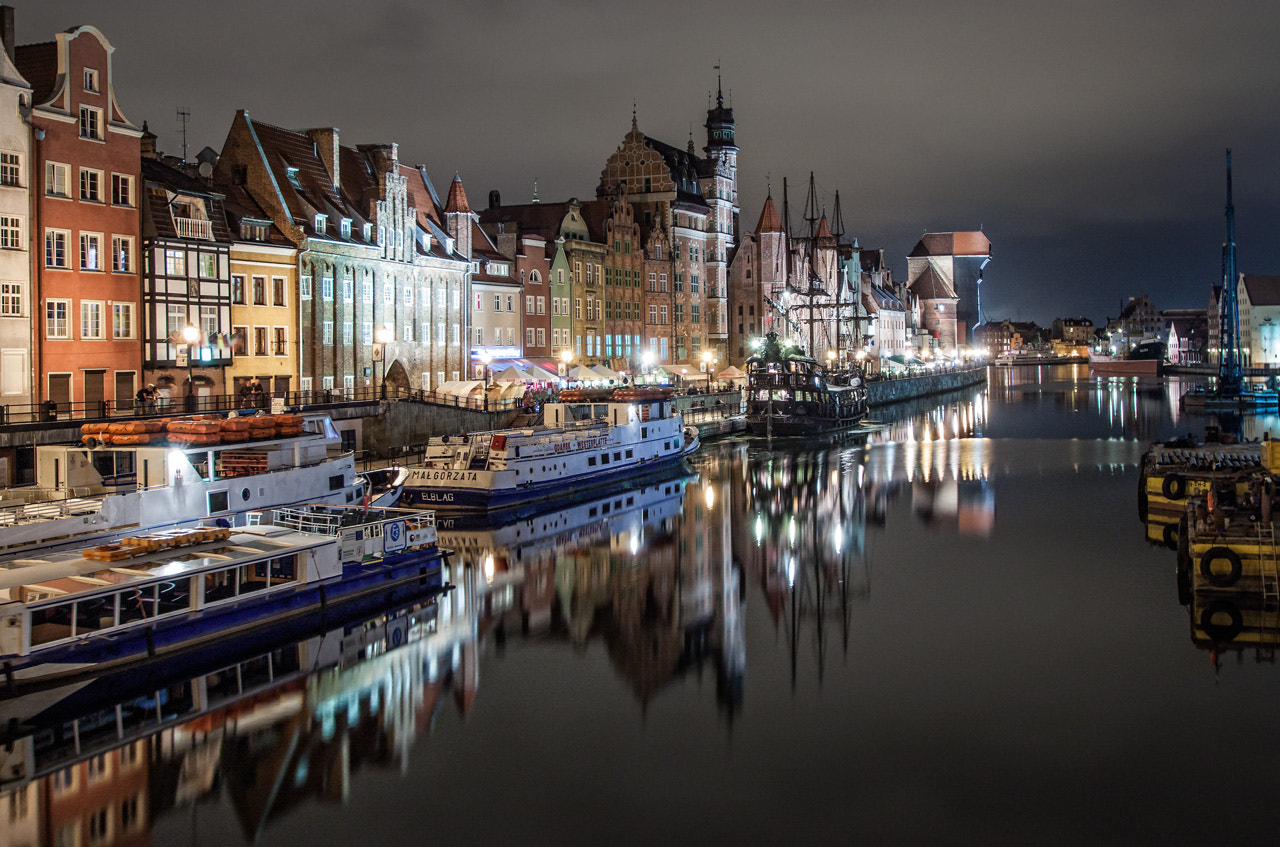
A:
[744,332,869,437]
[399,387,698,516]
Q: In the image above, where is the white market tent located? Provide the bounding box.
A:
[591,364,623,381]
[492,365,533,382]
[523,363,559,381]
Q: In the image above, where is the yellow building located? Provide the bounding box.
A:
[223,201,298,399]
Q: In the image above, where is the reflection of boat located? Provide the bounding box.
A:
[744,332,868,437]
[0,415,370,560]
[993,352,1084,366]
[1089,340,1166,377]
[399,388,696,514]
[1187,594,1280,661]
[0,505,445,692]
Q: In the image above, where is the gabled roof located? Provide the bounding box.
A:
[908,231,991,258]
[14,41,55,103]
[815,215,833,240]
[907,265,956,300]
[220,183,292,247]
[246,118,362,238]
[1242,275,1280,307]
[479,201,572,241]
[140,158,233,243]
[755,194,785,234]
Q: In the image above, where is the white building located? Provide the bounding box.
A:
[0,35,31,414]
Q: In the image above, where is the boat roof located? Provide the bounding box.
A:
[0,526,326,600]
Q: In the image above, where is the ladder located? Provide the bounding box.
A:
[1259,522,1279,606]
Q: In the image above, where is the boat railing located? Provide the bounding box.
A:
[262,507,344,536]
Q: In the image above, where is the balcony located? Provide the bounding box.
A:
[175,217,214,241]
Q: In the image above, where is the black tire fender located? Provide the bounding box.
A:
[1162,474,1187,500]
[1199,546,1243,588]
[1200,600,1244,642]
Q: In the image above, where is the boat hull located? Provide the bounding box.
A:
[0,547,449,695]
[745,411,867,438]
[1089,358,1162,377]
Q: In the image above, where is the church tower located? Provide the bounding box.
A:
[703,74,739,242]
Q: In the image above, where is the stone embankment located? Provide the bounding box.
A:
[866,367,987,406]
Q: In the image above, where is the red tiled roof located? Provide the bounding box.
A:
[755,194,784,233]
[815,215,833,240]
[445,175,470,213]
[909,231,991,258]
[15,41,56,104]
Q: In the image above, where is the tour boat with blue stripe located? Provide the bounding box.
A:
[398,387,698,514]
[0,504,447,693]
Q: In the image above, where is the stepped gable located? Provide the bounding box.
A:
[402,165,460,260]
[13,40,55,102]
[642,134,708,206]
[755,194,784,233]
[907,264,956,299]
[1243,275,1280,306]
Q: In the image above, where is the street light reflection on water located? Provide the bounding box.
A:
[10,366,1280,844]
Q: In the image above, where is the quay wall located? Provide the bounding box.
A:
[867,367,987,406]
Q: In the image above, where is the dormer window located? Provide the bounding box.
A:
[314,214,327,234]
[340,218,352,239]
[286,167,301,187]
[362,222,372,241]
[83,68,99,93]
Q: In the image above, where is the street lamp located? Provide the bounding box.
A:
[559,348,574,382]
[182,324,200,413]
[374,326,394,400]
[826,349,836,372]
[701,349,716,393]
[641,350,655,384]
[480,350,493,411]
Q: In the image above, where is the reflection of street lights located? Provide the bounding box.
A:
[182,324,200,413]
[701,349,716,392]
[480,350,493,411]
[374,326,393,399]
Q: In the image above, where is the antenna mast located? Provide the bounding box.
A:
[176,107,191,162]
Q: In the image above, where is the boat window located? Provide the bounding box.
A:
[156,580,192,615]
[75,595,116,634]
[592,404,608,419]
[626,449,634,459]
[119,586,157,625]
[588,456,597,466]
[601,453,610,464]
[329,474,345,491]
[29,602,74,646]
[208,490,230,513]
[90,450,137,488]
[239,564,269,595]
[204,569,237,603]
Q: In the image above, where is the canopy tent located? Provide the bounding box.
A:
[566,365,605,382]
[437,380,485,398]
[591,364,623,381]
[717,365,746,380]
[523,363,559,381]
[491,365,533,382]
[494,381,526,400]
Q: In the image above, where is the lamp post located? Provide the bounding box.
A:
[559,348,574,382]
[374,326,393,400]
[701,349,715,393]
[182,324,200,413]
[641,350,655,385]
[826,348,836,374]
[480,350,493,411]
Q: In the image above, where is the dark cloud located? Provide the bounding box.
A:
[22,0,1280,324]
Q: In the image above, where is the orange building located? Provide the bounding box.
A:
[18,24,143,411]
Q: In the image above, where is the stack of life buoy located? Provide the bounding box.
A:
[82,414,306,448]
[81,420,166,448]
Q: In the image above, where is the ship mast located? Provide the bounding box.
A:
[1218,148,1242,395]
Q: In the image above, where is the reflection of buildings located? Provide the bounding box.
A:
[445,470,748,716]
[0,566,478,844]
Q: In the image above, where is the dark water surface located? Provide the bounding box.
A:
[9,365,1280,846]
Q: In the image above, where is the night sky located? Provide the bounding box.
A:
[21,1,1280,327]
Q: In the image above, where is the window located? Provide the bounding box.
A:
[421,322,429,344]
[321,276,333,301]
[112,235,132,272]
[493,293,501,311]
[526,295,535,314]
[46,299,69,337]
[506,294,515,312]
[0,281,21,316]
[659,273,668,292]
[79,168,103,202]
[383,283,393,304]
[342,321,353,344]
[474,326,483,346]
[526,328,535,346]
[403,285,413,305]
[112,302,133,339]
[322,320,333,344]
[492,327,502,345]
[45,229,69,267]
[254,326,268,356]
[164,249,185,276]
[46,162,70,197]
[675,273,684,292]
[231,274,246,304]
[660,305,669,324]
[111,173,133,206]
[81,301,103,338]
[341,278,353,302]
[402,323,413,342]
[537,327,545,347]
[314,214,326,234]
[167,303,186,336]
[437,321,445,345]
[575,298,582,319]
[272,277,286,306]
[300,275,312,299]
[252,276,266,305]
[340,218,351,238]
[537,296,545,314]
[195,252,215,278]
[362,322,373,345]
[199,305,218,338]
[0,215,20,249]
[80,232,102,270]
[362,280,373,303]
[84,67,100,92]
[649,304,658,324]
[79,105,103,140]
[0,152,19,186]
[274,326,287,355]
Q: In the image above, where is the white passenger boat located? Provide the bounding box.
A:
[399,387,698,515]
[0,415,373,560]
[0,504,446,693]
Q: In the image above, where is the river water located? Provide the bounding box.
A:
[7,364,1280,846]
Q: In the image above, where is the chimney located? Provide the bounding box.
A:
[0,6,13,64]
[140,121,159,159]
[306,128,340,191]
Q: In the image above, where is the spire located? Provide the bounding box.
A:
[632,100,637,133]
[445,173,470,214]
[816,214,833,240]
[755,194,785,234]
